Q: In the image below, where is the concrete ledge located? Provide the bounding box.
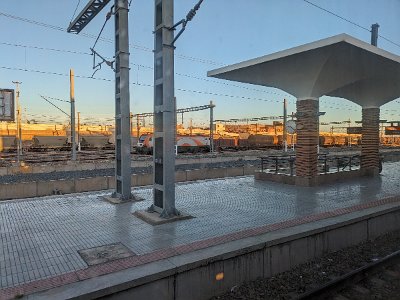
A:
[0,181,37,200]
[243,165,257,175]
[175,170,187,182]
[0,166,248,201]
[37,179,75,196]
[25,200,400,300]
[75,177,108,192]
[255,172,295,185]
[255,169,362,186]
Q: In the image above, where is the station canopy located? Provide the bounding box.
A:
[208,34,400,107]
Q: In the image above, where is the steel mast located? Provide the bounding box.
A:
[68,0,132,200]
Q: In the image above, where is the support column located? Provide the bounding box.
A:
[70,69,76,161]
[151,0,178,218]
[209,100,215,153]
[283,98,287,152]
[361,107,380,176]
[295,98,319,186]
[113,0,132,200]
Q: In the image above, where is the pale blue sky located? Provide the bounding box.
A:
[0,0,399,129]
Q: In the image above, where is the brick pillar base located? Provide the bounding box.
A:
[361,107,380,176]
[295,99,319,185]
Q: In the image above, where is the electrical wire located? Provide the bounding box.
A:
[302,0,370,32]
[1,64,368,113]
[0,65,288,105]
[0,10,222,66]
[0,41,91,56]
[39,95,70,117]
[43,96,71,103]
[0,40,290,99]
[69,0,81,24]
[302,0,400,48]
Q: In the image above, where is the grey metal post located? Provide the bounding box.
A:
[209,100,215,152]
[70,69,77,161]
[151,0,178,217]
[174,97,177,155]
[77,111,81,151]
[371,23,379,46]
[12,81,22,162]
[283,98,287,152]
[113,0,132,200]
[136,114,140,138]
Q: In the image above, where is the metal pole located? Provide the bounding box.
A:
[77,112,81,151]
[130,112,133,136]
[174,96,177,155]
[136,114,140,138]
[151,0,177,217]
[113,0,132,200]
[70,69,77,161]
[209,100,215,153]
[283,98,287,152]
[12,81,22,163]
[371,23,379,46]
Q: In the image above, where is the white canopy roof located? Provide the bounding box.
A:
[208,34,400,107]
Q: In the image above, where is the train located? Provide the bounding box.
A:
[0,135,136,152]
[136,133,367,154]
[136,134,210,154]
[1,133,398,154]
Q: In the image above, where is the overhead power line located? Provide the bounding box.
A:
[0,65,369,112]
[0,10,222,66]
[69,0,82,24]
[39,95,70,117]
[302,0,369,32]
[0,41,91,55]
[0,65,288,105]
[0,40,291,98]
[302,0,400,48]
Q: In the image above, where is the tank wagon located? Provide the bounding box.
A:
[0,136,17,152]
[81,135,113,150]
[31,136,69,151]
[136,134,210,154]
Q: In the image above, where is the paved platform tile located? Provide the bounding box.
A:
[0,162,399,296]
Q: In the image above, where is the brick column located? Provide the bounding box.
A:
[295,98,319,185]
[361,107,380,176]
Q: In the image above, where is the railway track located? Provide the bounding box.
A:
[0,149,117,164]
[297,250,400,299]
[212,230,400,300]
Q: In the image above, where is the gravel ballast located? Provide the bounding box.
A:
[211,230,400,300]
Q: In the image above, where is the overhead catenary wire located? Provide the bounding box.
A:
[302,0,400,48]
[69,0,82,24]
[39,95,70,117]
[0,41,364,112]
[0,10,222,66]
[0,65,377,113]
[0,65,291,105]
[0,40,294,99]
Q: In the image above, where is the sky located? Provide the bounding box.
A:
[0,0,399,131]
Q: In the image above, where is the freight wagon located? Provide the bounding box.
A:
[136,134,210,154]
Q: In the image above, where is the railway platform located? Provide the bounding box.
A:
[1,162,400,299]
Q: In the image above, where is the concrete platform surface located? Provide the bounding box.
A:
[1,162,400,299]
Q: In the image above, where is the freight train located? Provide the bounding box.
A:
[0,135,130,152]
[136,134,210,154]
[1,133,398,153]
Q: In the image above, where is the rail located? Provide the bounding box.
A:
[259,154,361,176]
[296,249,400,299]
